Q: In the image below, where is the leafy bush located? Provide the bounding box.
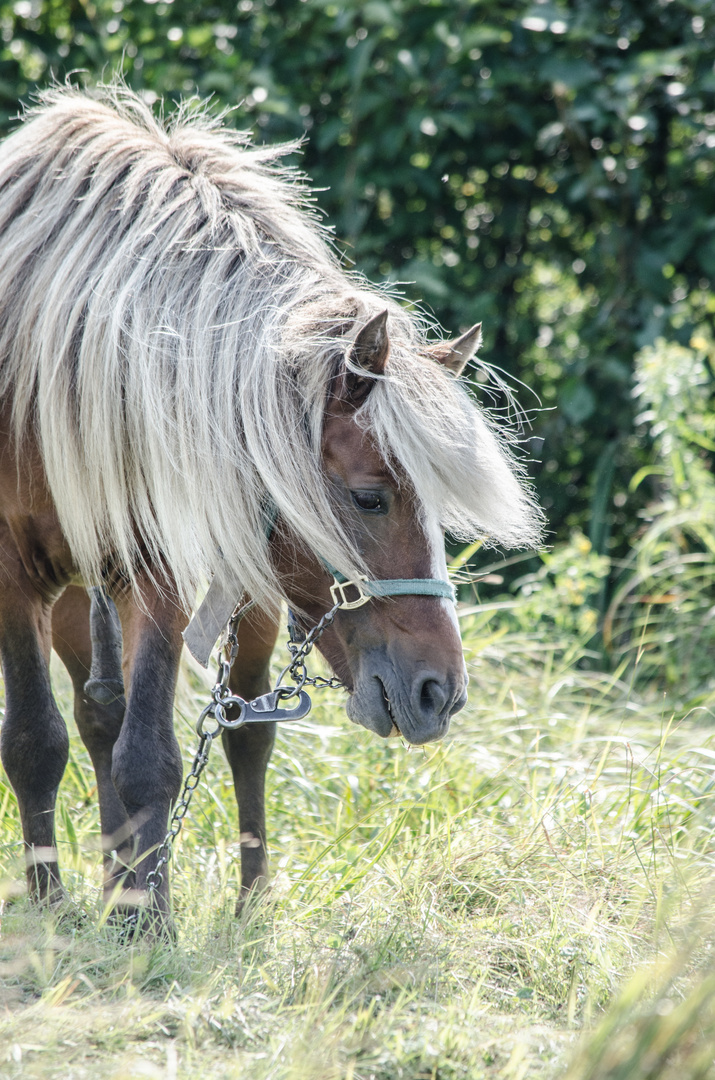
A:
[506,531,610,642]
[604,334,715,697]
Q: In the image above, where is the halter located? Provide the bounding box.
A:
[279,496,455,608]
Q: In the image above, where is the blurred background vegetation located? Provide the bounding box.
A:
[1,0,714,682]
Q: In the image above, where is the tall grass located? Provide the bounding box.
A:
[2,603,715,1078]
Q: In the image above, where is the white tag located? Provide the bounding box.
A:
[182,571,244,667]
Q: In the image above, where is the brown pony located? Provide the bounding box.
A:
[0,86,541,928]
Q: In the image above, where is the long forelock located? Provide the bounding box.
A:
[360,320,544,551]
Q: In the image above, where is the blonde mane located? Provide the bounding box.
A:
[0,84,541,610]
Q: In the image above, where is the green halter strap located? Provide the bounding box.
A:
[182,502,456,668]
[263,501,455,607]
[321,562,455,610]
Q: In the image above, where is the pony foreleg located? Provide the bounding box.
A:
[110,583,184,928]
[51,586,133,905]
[222,606,280,907]
[0,540,68,904]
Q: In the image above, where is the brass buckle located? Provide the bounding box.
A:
[330,575,372,610]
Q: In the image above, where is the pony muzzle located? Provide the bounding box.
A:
[346,654,467,746]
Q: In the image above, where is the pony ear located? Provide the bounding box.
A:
[351,309,390,375]
[342,310,390,405]
[428,323,483,377]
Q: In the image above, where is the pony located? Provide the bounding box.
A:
[0,85,541,928]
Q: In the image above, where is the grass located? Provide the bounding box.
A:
[2,611,715,1078]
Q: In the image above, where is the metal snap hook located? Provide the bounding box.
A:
[241,689,313,723]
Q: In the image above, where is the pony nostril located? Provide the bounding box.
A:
[418,677,449,718]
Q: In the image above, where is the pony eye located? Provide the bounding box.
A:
[351,491,385,513]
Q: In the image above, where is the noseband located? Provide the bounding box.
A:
[278,499,455,609]
[324,564,454,610]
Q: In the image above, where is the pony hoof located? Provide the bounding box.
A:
[29,891,88,929]
[53,902,89,931]
[29,883,70,910]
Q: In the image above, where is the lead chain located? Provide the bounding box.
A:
[143,730,215,896]
[144,600,343,904]
[144,607,245,901]
[281,602,344,692]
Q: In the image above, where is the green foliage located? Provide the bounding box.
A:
[502,529,610,641]
[632,332,715,505]
[0,0,713,552]
[463,332,715,691]
[604,334,715,695]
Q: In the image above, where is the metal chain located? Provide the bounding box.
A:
[143,729,216,895]
[144,599,344,901]
[144,606,245,900]
[303,673,345,689]
[277,602,344,694]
